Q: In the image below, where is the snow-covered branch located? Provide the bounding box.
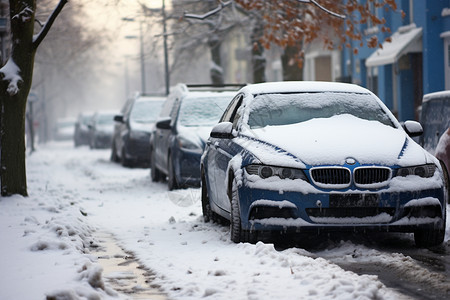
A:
[183,1,232,20]
[12,7,34,23]
[184,0,345,20]
[33,0,68,49]
[297,0,345,19]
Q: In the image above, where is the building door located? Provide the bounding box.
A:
[314,56,332,81]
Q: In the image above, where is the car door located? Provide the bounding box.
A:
[208,94,244,213]
[155,96,180,174]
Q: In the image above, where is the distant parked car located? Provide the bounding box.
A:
[54,118,76,141]
[419,91,450,182]
[151,84,240,190]
[74,112,94,147]
[201,81,447,247]
[111,95,165,167]
[88,111,117,149]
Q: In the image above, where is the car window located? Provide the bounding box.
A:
[97,114,115,125]
[159,96,175,118]
[130,101,164,123]
[420,97,450,152]
[221,94,243,123]
[246,92,394,129]
[177,95,232,127]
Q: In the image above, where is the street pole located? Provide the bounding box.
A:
[163,0,169,95]
[139,21,146,93]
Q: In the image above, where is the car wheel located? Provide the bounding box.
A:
[414,225,445,248]
[121,148,133,167]
[150,149,161,182]
[201,171,213,223]
[229,179,248,243]
[110,142,119,162]
[168,155,178,190]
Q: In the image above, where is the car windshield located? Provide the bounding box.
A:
[130,100,164,123]
[178,95,232,127]
[97,114,115,125]
[246,92,394,129]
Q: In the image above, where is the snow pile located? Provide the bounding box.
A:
[0,194,117,299]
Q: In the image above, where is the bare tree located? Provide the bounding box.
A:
[185,0,400,81]
[0,0,67,196]
[32,0,104,143]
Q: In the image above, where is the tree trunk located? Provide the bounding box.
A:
[251,21,265,83]
[208,34,224,85]
[0,0,67,196]
[0,0,36,196]
[281,44,303,81]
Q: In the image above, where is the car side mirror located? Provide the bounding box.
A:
[156,117,172,130]
[210,122,234,139]
[403,120,423,137]
[114,115,124,123]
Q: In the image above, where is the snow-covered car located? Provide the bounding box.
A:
[201,81,448,247]
[88,111,117,149]
[111,95,165,167]
[419,91,450,187]
[419,91,450,153]
[74,112,94,147]
[150,84,240,190]
[54,118,76,141]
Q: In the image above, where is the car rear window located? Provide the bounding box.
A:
[178,95,232,127]
[130,100,164,123]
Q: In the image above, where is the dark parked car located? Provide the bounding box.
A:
[111,95,165,167]
[201,81,447,247]
[150,84,238,190]
[88,111,117,149]
[74,112,93,147]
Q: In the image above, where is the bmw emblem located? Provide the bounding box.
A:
[345,157,356,165]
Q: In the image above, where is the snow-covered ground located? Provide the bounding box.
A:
[0,142,448,299]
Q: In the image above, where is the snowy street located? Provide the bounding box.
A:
[1,141,449,299]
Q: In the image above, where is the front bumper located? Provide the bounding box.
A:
[238,186,446,234]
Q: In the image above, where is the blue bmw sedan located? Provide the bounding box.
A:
[201,81,448,247]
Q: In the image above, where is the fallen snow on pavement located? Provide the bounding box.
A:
[0,142,448,299]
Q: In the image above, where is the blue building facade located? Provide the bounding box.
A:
[341,0,450,121]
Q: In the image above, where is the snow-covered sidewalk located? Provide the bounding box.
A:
[1,142,446,299]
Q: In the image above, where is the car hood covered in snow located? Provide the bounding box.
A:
[240,114,430,167]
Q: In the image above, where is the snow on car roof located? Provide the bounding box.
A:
[422,90,450,103]
[240,81,371,95]
[137,96,166,102]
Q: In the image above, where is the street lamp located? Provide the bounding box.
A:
[162,0,169,95]
[122,17,146,93]
[143,1,170,95]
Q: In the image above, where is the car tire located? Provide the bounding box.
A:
[150,149,161,182]
[168,155,178,190]
[110,142,120,162]
[230,179,256,243]
[201,171,213,223]
[414,225,445,248]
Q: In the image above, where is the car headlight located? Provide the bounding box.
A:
[245,164,308,181]
[178,136,202,152]
[396,164,436,178]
